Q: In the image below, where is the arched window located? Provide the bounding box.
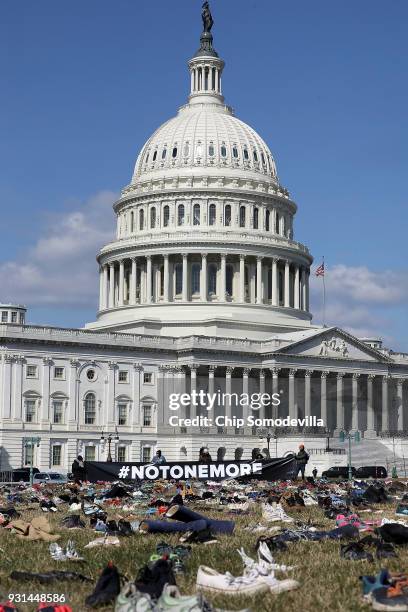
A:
[253,150,258,162]
[152,150,157,162]
[196,142,203,157]
[177,204,185,226]
[244,266,249,299]
[172,146,178,158]
[275,212,280,234]
[239,206,246,228]
[265,210,270,232]
[243,148,249,160]
[192,263,201,294]
[159,266,164,297]
[224,204,231,227]
[208,144,215,157]
[235,447,244,460]
[193,203,200,226]
[84,393,96,425]
[261,152,266,166]
[145,152,149,165]
[161,148,167,160]
[163,205,170,227]
[139,209,145,230]
[175,264,183,295]
[209,204,216,226]
[220,145,227,158]
[130,211,134,233]
[150,207,156,229]
[226,264,234,297]
[232,146,239,159]
[253,208,259,229]
[282,215,286,236]
[183,142,190,157]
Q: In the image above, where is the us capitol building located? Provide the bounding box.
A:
[1,5,407,474]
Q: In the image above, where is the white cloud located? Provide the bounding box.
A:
[310,264,408,347]
[0,191,116,309]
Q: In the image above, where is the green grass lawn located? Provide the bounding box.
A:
[0,501,405,611]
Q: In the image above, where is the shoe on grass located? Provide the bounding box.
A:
[196,565,270,596]
[360,569,392,600]
[85,562,121,608]
[114,582,155,612]
[370,584,408,611]
[261,503,294,523]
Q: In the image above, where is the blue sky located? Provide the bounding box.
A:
[1,0,407,348]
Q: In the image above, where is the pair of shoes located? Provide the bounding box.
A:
[196,545,298,597]
[49,540,84,561]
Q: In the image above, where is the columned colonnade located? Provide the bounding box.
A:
[99,254,310,311]
[157,364,407,436]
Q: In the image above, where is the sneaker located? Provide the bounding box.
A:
[65,540,84,561]
[179,528,217,545]
[156,584,213,611]
[340,542,374,562]
[196,565,269,596]
[115,582,155,612]
[84,535,121,549]
[262,503,294,523]
[135,559,177,599]
[396,505,408,517]
[49,542,66,561]
[360,569,392,600]
[85,562,121,608]
[371,584,408,611]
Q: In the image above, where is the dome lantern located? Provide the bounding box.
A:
[188,2,225,106]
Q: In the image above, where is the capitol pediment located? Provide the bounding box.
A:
[277,328,390,363]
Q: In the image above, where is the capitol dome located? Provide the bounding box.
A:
[87,12,313,339]
[132,105,278,187]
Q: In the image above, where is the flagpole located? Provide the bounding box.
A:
[322,256,326,327]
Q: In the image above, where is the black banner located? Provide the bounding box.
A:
[85,457,296,483]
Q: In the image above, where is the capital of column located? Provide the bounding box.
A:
[201,252,208,260]
[133,362,143,372]
[70,358,80,369]
[368,373,376,380]
[146,254,152,261]
[4,354,13,364]
[242,368,250,376]
[108,361,117,370]
[13,354,25,364]
[189,364,199,373]
[304,370,313,378]
[257,256,263,263]
[270,367,280,377]
[289,368,297,377]
[397,379,404,389]
[208,365,216,375]
[42,356,53,366]
[321,371,329,379]
[352,372,361,379]
[240,254,245,261]
[272,257,280,264]
[337,372,345,380]
[259,369,265,379]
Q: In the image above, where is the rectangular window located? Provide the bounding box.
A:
[52,445,62,466]
[118,370,128,383]
[143,405,152,427]
[54,367,65,380]
[175,264,182,295]
[19,313,24,324]
[24,443,34,466]
[25,400,36,423]
[1,312,7,323]
[143,372,153,384]
[53,401,63,424]
[118,403,127,426]
[142,446,152,462]
[26,365,37,378]
[117,446,126,462]
[11,312,17,323]
[84,446,96,461]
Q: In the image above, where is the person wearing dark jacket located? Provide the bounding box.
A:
[294,444,309,480]
[199,447,212,463]
[71,455,86,483]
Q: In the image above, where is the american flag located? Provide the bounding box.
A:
[315,262,325,277]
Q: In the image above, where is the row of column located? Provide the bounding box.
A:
[158,364,406,436]
[190,64,222,94]
[99,254,310,311]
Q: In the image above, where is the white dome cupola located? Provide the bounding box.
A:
[87,2,314,340]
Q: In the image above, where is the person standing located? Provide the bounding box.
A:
[71,455,86,484]
[294,444,309,481]
[152,450,166,465]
